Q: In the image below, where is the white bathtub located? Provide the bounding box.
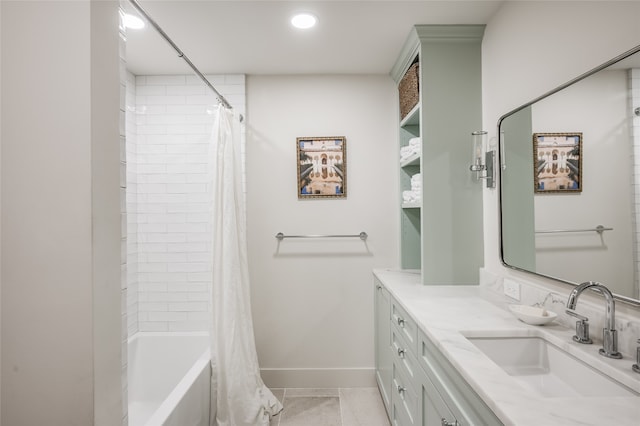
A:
[128,332,211,426]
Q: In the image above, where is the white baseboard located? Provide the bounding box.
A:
[260,368,376,389]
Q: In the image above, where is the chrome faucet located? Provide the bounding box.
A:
[566,281,622,359]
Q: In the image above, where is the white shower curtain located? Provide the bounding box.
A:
[209,105,283,426]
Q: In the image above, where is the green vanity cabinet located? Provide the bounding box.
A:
[375,279,503,426]
[418,330,502,426]
[419,367,458,426]
[375,279,393,413]
[390,300,421,426]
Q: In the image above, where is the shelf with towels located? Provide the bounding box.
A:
[400,153,420,168]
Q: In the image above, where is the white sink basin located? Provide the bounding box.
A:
[467,336,637,398]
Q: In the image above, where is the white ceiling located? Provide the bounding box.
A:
[124,0,505,76]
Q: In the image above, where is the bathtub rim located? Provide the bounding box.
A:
[128,331,211,426]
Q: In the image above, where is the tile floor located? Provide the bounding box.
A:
[268,388,390,426]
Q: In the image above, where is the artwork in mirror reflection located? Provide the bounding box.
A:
[533,133,582,193]
[500,48,640,302]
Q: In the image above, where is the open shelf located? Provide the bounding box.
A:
[400,152,420,168]
[400,102,421,128]
[402,203,421,209]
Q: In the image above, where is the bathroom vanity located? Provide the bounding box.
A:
[374,269,640,426]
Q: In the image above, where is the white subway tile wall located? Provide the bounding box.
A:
[120,7,129,425]
[126,70,139,339]
[127,73,246,333]
[630,68,640,299]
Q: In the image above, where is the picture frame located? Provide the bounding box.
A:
[533,132,582,193]
[297,136,347,199]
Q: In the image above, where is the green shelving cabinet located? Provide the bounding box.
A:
[391,25,485,285]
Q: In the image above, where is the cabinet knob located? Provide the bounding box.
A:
[397,317,405,327]
[376,285,382,290]
[397,348,406,359]
[441,418,458,426]
[397,385,406,395]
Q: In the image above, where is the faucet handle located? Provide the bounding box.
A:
[566,309,592,344]
[565,309,588,322]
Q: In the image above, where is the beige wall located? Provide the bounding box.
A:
[246,75,398,387]
[1,1,122,425]
[482,1,640,295]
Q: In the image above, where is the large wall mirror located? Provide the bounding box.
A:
[499,44,640,306]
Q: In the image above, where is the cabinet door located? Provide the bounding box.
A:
[418,330,503,426]
[420,368,458,426]
[374,279,392,411]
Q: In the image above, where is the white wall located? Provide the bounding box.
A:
[246,75,398,387]
[128,74,246,333]
[482,2,640,304]
[0,1,3,421]
[1,1,123,425]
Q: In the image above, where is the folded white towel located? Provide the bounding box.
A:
[408,137,421,147]
[403,190,418,203]
[400,146,413,157]
[411,173,421,182]
[400,145,421,162]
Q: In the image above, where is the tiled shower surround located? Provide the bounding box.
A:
[630,68,640,300]
[126,73,246,334]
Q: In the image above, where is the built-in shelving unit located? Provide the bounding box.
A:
[391,25,485,285]
[399,102,422,269]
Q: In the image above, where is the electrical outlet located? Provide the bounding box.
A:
[504,279,521,301]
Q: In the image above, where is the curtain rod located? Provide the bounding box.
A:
[127,0,237,115]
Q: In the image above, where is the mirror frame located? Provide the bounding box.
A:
[497,44,640,307]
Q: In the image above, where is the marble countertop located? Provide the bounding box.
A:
[373,269,640,426]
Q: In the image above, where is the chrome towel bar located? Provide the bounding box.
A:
[535,225,613,234]
[275,232,368,241]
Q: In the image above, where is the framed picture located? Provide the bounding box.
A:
[533,132,582,193]
[297,136,347,199]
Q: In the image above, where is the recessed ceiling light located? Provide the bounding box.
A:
[291,13,317,30]
[123,13,145,30]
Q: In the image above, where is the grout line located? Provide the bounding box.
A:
[278,388,285,426]
[338,388,345,426]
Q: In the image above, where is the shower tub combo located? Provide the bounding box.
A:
[128,332,211,426]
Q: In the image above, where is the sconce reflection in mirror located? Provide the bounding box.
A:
[469,130,496,188]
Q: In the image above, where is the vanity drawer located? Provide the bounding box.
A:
[392,327,419,383]
[391,299,418,354]
[392,361,420,426]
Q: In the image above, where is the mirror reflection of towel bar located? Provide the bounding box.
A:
[275,232,368,241]
[535,225,613,235]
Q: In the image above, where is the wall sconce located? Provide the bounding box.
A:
[469,131,495,188]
